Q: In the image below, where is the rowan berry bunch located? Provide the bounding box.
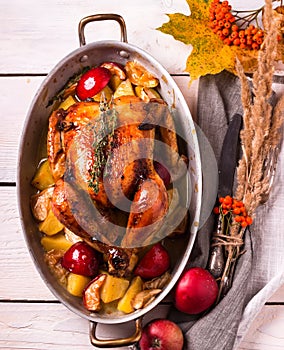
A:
[209,0,264,50]
[213,195,253,228]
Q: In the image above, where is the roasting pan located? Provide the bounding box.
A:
[17,14,203,347]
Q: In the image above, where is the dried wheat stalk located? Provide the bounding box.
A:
[218,0,284,299]
[235,0,284,214]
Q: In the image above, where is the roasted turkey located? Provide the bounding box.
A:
[47,95,186,275]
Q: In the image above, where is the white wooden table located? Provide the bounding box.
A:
[0,0,284,349]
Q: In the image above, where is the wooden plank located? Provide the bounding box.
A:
[0,0,191,75]
[0,302,169,350]
[238,305,284,350]
[0,0,265,75]
[0,76,43,182]
[0,186,55,300]
[0,75,196,183]
[0,302,284,350]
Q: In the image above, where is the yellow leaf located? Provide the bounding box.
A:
[157,0,261,81]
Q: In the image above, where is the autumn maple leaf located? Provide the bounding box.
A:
[158,0,257,81]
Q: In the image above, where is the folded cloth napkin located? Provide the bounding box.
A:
[169,70,284,350]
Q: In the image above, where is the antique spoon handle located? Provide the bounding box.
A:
[207,215,225,279]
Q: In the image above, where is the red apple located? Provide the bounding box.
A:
[139,319,184,350]
[174,267,218,315]
[76,67,111,100]
[134,243,170,279]
[61,242,100,277]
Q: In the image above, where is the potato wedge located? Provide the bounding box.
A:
[31,159,55,191]
[59,95,77,110]
[135,86,161,102]
[109,75,123,91]
[41,233,73,251]
[113,79,135,99]
[39,209,64,236]
[92,85,113,102]
[117,276,143,313]
[67,273,91,297]
[100,273,129,304]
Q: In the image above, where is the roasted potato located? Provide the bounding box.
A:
[31,159,55,190]
[39,209,64,236]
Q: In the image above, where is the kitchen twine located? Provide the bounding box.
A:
[211,233,244,248]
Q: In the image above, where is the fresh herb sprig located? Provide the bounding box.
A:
[88,96,118,194]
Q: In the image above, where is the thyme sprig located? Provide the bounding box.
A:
[88,95,118,194]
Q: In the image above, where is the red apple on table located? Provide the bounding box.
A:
[174,267,219,315]
[139,319,184,350]
[134,242,170,279]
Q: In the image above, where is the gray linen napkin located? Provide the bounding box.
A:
[170,70,284,350]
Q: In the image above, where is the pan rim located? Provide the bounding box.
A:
[17,39,203,324]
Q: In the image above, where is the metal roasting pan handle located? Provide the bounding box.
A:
[78,14,128,46]
[89,318,142,348]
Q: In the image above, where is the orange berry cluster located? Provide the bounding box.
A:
[213,195,253,228]
[209,0,264,50]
